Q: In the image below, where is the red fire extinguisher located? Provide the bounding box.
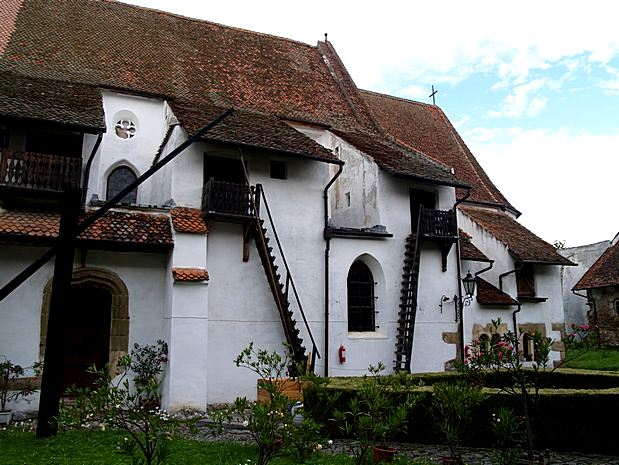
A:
[338,345,346,364]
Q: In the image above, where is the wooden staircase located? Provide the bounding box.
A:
[202,180,319,373]
[394,233,422,372]
[252,216,308,372]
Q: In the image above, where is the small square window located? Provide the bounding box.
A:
[270,160,287,180]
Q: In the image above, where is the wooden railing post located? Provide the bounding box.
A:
[254,183,262,217]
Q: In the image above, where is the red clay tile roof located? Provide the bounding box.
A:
[0,208,172,250]
[476,277,519,306]
[460,207,575,266]
[459,229,491,262]
[171,207,207,234]
[0,0,374,133]
[0,70,104,131]
[172,267,209,282]
[171,103,340,164]
[361,90,516,212]
[574,241,619,290]
[333,130,469,187]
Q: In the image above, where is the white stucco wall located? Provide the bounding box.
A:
[87,92,169,206]
[201,151,329,403]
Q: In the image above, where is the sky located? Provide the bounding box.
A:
[123,0,619,247]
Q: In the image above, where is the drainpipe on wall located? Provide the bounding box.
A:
[499,262,523,292]
[323,163,343,377]
[81,132,104,207]
[512,303,522,353]
[454,188,471,362]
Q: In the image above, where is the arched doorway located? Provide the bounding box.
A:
[40,268,129,392]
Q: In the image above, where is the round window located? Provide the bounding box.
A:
[114,119,137,139]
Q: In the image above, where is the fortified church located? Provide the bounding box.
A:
[0,0,574,413]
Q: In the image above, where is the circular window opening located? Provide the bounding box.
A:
[114,119,137,139]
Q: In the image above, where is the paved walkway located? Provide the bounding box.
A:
[198,421,619,465]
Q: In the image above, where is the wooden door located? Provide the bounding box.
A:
[410,189,436,233]
[61,285,112,392]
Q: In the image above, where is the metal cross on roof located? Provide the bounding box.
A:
[429,85,438,105]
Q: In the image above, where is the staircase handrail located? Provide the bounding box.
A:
[255,184,321,360]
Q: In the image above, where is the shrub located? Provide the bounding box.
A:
[59,340,174,465]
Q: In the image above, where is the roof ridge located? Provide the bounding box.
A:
[433,105,519,212]
[100,0,319,50]
[317,41,384,133]
[360,88,435,109]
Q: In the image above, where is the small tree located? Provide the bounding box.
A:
[431,381,485,464]
[332,363,419,465]
[0,357,38,413]
[60,340,174,465]
[210,343,302,465]
[459,319,596,460]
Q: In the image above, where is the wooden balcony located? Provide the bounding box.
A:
[418,207,458,271]
[0,149,82,194]
[202,178,254,222]
[419,207,458,240]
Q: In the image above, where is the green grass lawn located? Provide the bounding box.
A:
[564,347,619,371]
[0,428,433,465]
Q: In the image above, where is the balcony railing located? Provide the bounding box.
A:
[419,207,457,239]
[0,149,82,192]
[202,178,253,219]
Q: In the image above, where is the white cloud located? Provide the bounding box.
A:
[468,127,619,246]
[399,85,430,100]
[487,79,549,118]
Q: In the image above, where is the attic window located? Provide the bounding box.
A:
[270,160,287,180]
[114,119,136,139]
[516,264,535,298]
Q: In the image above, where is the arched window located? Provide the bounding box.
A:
[347,261,375,332]
[107,166,138,204]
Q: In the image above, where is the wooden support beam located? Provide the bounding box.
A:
[36,189,81,438]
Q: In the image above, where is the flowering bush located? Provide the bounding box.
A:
[459,319,596,461]
[59,341,175,465]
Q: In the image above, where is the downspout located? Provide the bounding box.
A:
[512,303,522,353]
[454,188,471,362]
[323,163,344,377]
[474,261,495,278]
[81,132,104,207]
[499,262,524,292]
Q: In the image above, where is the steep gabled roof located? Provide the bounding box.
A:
[361,90,516,212]
[333,130,468,188]
[0,0,374,133]
[461,206,575,266]
[574,241,619,290]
